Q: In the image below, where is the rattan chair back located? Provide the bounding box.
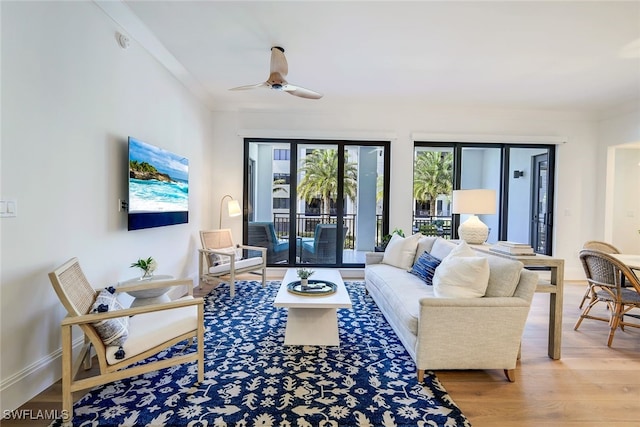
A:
[200,229,235,269]
[582,240,621,254]
[575,249,640,346]
[48,257,97,317]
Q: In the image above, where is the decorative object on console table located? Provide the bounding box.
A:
[452,189,496,244]
[130,256,157,280]
[219,194,241,229]
[491,241,535,256]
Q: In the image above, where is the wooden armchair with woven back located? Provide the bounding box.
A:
[48,257,205,424]
[198,229,267,297]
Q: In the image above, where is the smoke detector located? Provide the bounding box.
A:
[117,32,130,50]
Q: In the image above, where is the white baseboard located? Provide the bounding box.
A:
[0,336,84,412]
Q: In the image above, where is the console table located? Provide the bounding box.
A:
[469,244,564,360]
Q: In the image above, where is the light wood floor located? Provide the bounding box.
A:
[5,277,639,426]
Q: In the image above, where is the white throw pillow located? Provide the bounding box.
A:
[209,246,243,266]
[433,241,490,298]
[382,233,423,270]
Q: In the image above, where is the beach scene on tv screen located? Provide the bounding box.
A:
[129,138,188,213]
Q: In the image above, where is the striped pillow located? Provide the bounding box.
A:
[91,287,129,347]
[410,252,442,286]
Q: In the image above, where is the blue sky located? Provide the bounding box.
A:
[129,137,188,182]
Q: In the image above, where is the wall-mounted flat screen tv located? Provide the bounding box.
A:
[128,136,189,230]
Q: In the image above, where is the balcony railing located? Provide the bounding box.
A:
[273,213,356,249]
[271,213,452,249]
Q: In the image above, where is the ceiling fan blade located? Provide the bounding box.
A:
[229,82,269,91]
[230,47,321,99]
[270,46,288,77]
[285,84,323,99]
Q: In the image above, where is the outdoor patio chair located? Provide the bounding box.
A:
[199,229,267,297]
[248,222,289,264]
[48,257,204,424]
[300,224,348,264]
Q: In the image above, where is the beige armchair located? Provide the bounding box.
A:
[198,229,267,297]
[48,257,204,424]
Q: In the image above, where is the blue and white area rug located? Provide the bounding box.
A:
[54,281,471,426]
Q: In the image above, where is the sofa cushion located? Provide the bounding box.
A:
[208,256,263,274]
[410,251,441,285]
[429,238,457,260]
[433,241,490,298]
[484,255,525,297]
[105,296,197,365]
[382,233,422,270]
[413,236,438,265]
[365,264,434,336]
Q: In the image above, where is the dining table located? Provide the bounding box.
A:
[611,253,640,270]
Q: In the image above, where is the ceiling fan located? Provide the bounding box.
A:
[229,46,323,99]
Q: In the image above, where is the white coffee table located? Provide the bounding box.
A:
[274,269,352,346]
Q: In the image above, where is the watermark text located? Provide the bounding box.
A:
[2,409,69,420]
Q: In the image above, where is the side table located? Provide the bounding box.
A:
[117,274,174,307]
[469,244,564,360]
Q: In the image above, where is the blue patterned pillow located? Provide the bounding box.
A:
[410,252,442,285]
[91,287,129,349]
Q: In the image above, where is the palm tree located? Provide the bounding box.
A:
[272,178,288,195]
[297,149,357,216]
[413,151,453,216]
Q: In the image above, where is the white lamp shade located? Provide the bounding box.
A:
[452,189,496,215]
[227,200,241,217]
[452,189,496,244]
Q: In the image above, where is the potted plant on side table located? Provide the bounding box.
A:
[131,256,157,280]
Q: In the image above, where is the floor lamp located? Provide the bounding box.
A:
[219,194,241,229]
[452,189,496,244]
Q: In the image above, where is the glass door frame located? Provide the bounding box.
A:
[414,141,556,255]
[243,138,391,267]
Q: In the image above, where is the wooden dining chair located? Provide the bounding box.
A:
[574,249,640,347]
[49,258,205,424]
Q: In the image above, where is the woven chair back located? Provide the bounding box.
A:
[48,258,96,317]
[582,240,621,254]
[579,249,640,295]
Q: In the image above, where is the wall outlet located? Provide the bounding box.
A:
[118,199,128,212]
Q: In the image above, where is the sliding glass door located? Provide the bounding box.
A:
[414,142,555,254]
[244,139,389,267]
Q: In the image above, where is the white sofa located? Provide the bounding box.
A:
[365,236,538,382]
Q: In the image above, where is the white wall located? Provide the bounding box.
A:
[612,148,640,251]
[598,108,640,252]
[0,2,213,410]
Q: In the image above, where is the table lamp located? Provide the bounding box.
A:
[452,189,496,244]
[219,194,241,228]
